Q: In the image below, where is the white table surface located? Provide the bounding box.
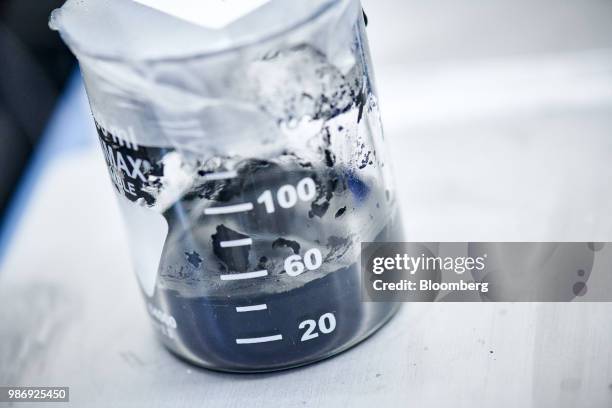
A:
[2,9,612,407]
[3,197,612,408]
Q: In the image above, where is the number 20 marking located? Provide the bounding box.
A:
[299,312,337,341]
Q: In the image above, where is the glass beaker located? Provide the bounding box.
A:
[51,0,404,372]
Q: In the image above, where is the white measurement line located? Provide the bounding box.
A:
[236,334,283,344]
[220,270,268,281]
[202,171,238,181]
[204,203,253,215]
[220,238,253,248]
[235,304,268,313]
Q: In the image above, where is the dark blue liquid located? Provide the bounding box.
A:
[145,163,403,372]
[154,222,402,372]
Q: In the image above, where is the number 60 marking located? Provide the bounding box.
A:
[284,248,323,277]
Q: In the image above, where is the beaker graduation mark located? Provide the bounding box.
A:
[236,334,283,344]
[235,304,268,312]
[204,203,254,215]
[220,270,268,281]
[202,171,238,181]
[220,238,253,248]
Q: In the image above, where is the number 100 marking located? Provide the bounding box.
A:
[257,177,317,213]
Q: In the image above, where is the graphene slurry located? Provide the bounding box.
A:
[53,0,404,371]
[157,165,403,371]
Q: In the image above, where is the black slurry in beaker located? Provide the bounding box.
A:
[148,162,403,372]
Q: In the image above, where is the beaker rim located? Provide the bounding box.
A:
[51,0,354,65]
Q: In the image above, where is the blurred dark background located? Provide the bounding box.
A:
[0,0,75,224]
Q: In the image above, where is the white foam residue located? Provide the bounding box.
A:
[144,152,195,213]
